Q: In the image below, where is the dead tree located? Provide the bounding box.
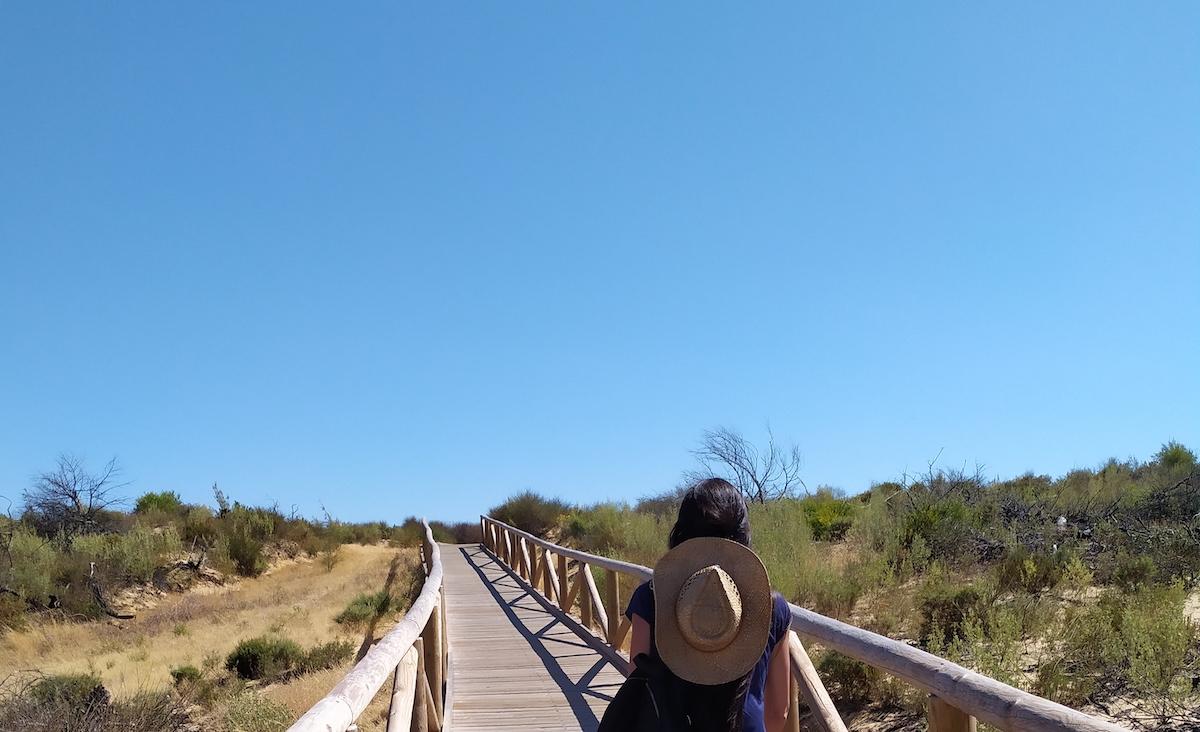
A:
[22,454,127,549]
[688,426,807,502]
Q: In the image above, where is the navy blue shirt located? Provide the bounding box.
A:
[625,581,791,732]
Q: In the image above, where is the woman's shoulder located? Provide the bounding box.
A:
[625,580,655,620]
[769,591,791,639]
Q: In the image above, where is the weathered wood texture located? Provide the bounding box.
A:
[789,631,847,732]
[386,646,420,732]
[444,543,627,731]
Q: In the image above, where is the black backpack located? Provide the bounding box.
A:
[598,653,692,732]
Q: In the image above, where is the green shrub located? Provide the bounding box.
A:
[301,639,354,672]
[72,525,182,584]
[334,590,393,628]
[178,505,217,546]
[0,676,187,731]
[995,547,1068,594]
[1111,553,1157,593]
[224,691,292,732]
[430,520,483,544]
[0,594,27,632]
[918,573,988,643]
[134,491,183,515]
[1037,584,1198,718]
[903,498,976,563]
[802,490,856,541]
[489,490,571,537]
[225,636,305,680]
[226,528,266,577]
[30,673,105,706]
[634,486,689,518]
[561,503,667,566]
[816,652,877,704]
[390,518,426,547]
[1154,440,1197,474]
[319,546,342,572]
[169,665,202,685]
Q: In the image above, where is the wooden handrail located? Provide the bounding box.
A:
[290,519,448,732]
[480,515,1130,732]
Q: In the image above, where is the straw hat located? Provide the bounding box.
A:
[653,537,771,685]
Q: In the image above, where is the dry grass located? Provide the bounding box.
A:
[0,543,413,705]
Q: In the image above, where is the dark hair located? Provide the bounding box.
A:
[668,478,751,549]
[667,478,753,731]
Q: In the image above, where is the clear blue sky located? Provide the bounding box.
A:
[2,3,1197,523]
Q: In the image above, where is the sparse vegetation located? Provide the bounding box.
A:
[0,455,441,626]
[226,635,306,680]
[496,441,1200,729]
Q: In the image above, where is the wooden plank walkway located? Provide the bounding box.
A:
[443,544,627,731]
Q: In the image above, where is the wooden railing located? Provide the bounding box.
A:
[480,515,1130,732]
[290,520,448,732]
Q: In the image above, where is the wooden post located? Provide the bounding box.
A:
[604,569,620,645]
[557,553,568,611]
[929,695,976,732]
[541,548,553,597]
[789,632,846,732]
[439,585,448,688]
[387,645,420,732]
[583,564,609,640]
[787,676,801,732]
[579,564,593,628]
[410,637,428,732]
[423,600,444,727]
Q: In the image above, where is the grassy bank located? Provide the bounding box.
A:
[0,543,422,731]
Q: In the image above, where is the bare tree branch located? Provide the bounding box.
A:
[21,454,128,549]
[689,426,807,502]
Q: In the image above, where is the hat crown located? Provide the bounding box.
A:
[674,565,743,652]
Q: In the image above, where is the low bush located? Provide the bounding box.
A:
[319,546,342,572]
[0,594,27,633]
[30,673,105,706]
[1110,553,1158,593]
[169,665,202,685]
[73,525,183,584]
[634,486,688,518]
[1036,584,1198,724]
[902,498,977,564]
[816,652,878,705]
[995,547,1068,594]
[560,503,667,566]
[301,639,354,672]
[335,590,393,628]
[489,490,571,537]
[224,691,292,732]
[918,573,988,643]
[802,490,856,541]
[226,528,266,577]
[0,676,189,731]
[134,491,184,515]
[225,636,305,680]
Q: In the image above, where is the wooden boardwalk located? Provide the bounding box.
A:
[443,544,628,731]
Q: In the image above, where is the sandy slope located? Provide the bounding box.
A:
[0,543,408,701]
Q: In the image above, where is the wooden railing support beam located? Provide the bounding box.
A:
[788,631,846,732]
[929,695,977,732]
[422,603,444,726]
[556,553,568,610]
[604,569,620,645]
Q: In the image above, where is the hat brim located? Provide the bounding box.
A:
[653,537,772,685]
